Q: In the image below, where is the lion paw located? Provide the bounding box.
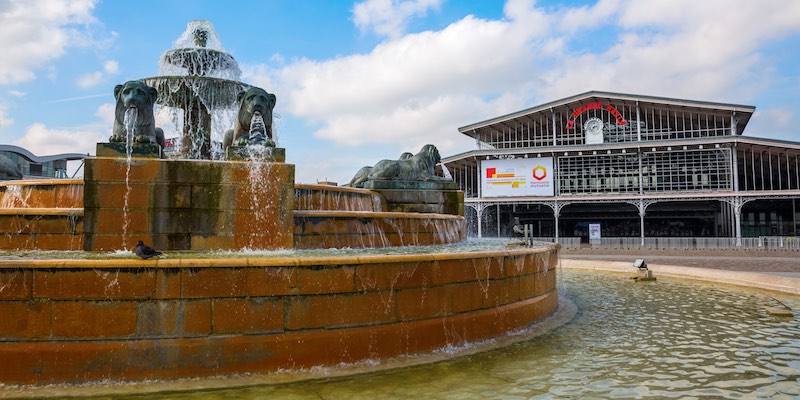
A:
[133,134,153,144]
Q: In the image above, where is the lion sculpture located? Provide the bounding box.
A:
[0,154,22,180]
[366,145,447,182]
[109,81,165,148]
[223,87,277,150]
[347,152,414,188]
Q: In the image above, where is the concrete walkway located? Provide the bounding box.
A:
[560,249,800,295]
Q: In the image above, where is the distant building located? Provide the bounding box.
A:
[0,145,86,180]
[442,91,800,242]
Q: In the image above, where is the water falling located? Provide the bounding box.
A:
[143,20,248,160]
[121,107,138,248]
[439,163,453,180]
[0,185,29,208]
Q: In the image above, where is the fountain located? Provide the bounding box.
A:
[144,20,251,160]
[0,20,559,387]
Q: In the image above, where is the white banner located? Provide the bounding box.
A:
[481,157,554,197]
[589,223,602,239]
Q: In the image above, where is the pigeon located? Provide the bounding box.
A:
[135,240,162,260]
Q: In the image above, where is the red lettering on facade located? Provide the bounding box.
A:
[566,101,627,129]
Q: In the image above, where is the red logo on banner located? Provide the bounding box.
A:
[532,166,547,181]
[486,167,496,179]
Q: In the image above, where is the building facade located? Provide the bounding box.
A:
[0,145,86,179]
[442,91,800,244]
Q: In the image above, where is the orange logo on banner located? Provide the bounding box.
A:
[532,166,547,181]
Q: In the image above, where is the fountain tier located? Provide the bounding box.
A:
[0,246,558,385]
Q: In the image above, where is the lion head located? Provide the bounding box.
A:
[110,80,163,147]
[236,87,276,138]
[417,144,441,170]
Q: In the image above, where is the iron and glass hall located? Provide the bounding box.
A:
[442,91,800,249]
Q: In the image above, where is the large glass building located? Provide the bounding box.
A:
[0,145,86,179]
[442,91,800,246]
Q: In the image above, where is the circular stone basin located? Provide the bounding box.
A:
[142,76,250,109]
[10,268,798,399]
[162,48,238,76]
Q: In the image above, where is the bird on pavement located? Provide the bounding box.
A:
[135,240,163,260]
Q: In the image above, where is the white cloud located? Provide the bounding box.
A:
[746,107,796,140]
[8,90,26,97]
[76,59,120,88]
[243,0,800,183]
[540,0,800,102]
[353,0,444,38]
[13,122,105,156]
[94,102,116,125]
[0,0,98,85]
[0,105,13,128]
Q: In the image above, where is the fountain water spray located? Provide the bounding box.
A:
[121,107,138,247]
[143,20,249,160]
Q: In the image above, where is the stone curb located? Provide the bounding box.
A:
[560,259,800,295]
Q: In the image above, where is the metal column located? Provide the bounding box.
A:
[639,199,646,246]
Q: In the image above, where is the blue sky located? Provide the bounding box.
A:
[1,0,799,183]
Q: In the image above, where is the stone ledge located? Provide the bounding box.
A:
[96,142,161,158]
[362,179,458,190]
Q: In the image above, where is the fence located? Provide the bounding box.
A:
[513,223,800,250]
[527,236,800,251]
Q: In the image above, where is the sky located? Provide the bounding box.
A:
[1,0,799,184]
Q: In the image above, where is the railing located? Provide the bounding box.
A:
[575,236,800,251]
[525,236,582,249]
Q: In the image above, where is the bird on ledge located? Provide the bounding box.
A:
[135,240,163,260]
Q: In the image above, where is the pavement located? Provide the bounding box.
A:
[561,248,800,275]
[560,248,800,296]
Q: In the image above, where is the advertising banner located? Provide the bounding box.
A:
[481,157,554,197]
[589,223,601,239]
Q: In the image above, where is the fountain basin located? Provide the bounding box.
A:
[0,245,558,385]
[294,183,386,212]
[295,210,465,248]
[0,179,83,208]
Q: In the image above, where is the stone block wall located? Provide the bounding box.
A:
[0,210,83,250]
[374,188,464,215]
[0,245,558,385]
[294,210,466,248]
[294,183,387,212]
[0,179,84,208]
[83,157,295,251]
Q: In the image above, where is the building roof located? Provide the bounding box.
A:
[457,90,757,141]
[441,135,800,166]
[0,145,87,163]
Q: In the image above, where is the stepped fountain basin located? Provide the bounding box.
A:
[0,179,83,208]
[0,163,466,252]
[0,245,558,385]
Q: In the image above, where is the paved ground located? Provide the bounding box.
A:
[561,248,800,276]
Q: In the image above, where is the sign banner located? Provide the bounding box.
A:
[589,223,601,239]
[481,157,554,197]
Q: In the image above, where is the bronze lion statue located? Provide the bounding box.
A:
[367,145,447,182]
[109,81,165,147]
[223,87,277,150]
[347,152,414,188]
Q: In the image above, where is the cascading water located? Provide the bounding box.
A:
[142,20,250,160]
[121,107,138,248]
[241,114,278,248]
[439,163,453,180]
[0,185,29,208]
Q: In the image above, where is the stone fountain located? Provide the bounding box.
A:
[0,20,558,387]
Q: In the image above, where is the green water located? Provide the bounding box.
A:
[21,270,800,399]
